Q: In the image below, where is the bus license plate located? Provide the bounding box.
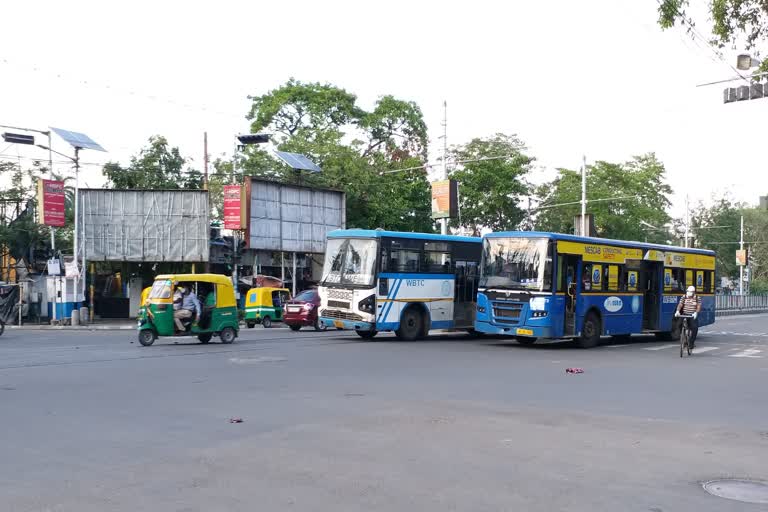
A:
[516,328,534,336]
[334,320,344,329]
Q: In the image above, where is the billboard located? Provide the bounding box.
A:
[431,179,458,219]
[78,189,209,262]
[37,179,66,227]
[736,249,747,266]
[246,178,345,254]
[223,185,244,230]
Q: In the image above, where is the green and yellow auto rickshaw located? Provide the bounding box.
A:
[244,287,291,328]
[137,273,239,346]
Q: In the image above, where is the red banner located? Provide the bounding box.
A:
[223,185,243,230]
[37,179,66,227]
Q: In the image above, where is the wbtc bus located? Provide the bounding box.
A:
[318,230,482,340]
[474,232,716,348]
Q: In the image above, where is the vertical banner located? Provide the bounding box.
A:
[627,271,638,291]
[696,271,704,292]
[223,185,243,230]
[431,179,458,219]
[37,179,66,227]
[664,268,673,292]
[736,249,747,266]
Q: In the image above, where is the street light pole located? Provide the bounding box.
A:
[580,155,587,236]
[740,215,744,296]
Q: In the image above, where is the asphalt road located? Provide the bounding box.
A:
[1,314,768,511]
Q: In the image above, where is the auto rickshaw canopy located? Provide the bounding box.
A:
[148,273,236,308]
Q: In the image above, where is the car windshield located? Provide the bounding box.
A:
[294,290,316,302]
[480,237,552,291]
[321,238,378,288]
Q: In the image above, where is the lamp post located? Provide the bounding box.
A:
[231,133,270,299]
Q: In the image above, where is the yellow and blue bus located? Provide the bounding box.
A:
[319,229,482,340]
[474,232,716,348]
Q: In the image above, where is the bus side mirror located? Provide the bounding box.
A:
[379,278,389,296]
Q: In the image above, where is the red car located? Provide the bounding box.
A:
[283,289,326,331]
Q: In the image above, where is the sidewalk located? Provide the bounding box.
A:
[7,320,290,331]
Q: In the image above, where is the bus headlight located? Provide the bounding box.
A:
[358,294,375,314]
[529,297,547,311]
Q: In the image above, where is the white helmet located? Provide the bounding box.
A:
[686,285,695,293]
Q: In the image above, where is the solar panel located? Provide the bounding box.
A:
[274,151,322,173]
[50,127,106,152]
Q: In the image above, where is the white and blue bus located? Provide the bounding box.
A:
[474,232,716,348]
[319,229,482,340]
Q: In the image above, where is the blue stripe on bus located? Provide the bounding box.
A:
[377,277,398,323]
[379,273,454,280]
[381,278,403,324]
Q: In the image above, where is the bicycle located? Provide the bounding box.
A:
[677,314,694,357]
[0,319,4,337]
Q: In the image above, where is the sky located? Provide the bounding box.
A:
[1,0,766,219]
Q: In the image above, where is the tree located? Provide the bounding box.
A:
[448,134,533,235]
[689,195,743,280]
[535,153,672,242]
[103,136,202,190]
[244,79,435,232]
[658,1,768,72]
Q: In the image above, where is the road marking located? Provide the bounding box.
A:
[603,343,634,348]
[644,344,679,351]
[729,349,763,358]
[692,346,719,354]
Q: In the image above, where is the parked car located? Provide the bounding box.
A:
[283,289,325,331]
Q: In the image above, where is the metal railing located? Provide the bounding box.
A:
[716,294,768,314]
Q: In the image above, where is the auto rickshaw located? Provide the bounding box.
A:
[138,286,152,317]
[244,287,291,328]
[137,273,239,346]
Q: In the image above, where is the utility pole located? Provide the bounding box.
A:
[684,195,690,248]
[203,132,209,190]
[440,100,448,235]
[580,155,587,236]
[739,215,744,296]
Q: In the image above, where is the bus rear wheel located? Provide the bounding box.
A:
[577,312,601,349]
[396,308,423,341]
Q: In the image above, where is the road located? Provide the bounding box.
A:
[1,314,767,511]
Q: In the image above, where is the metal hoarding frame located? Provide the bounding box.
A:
[78,189,210,262]
[244,178,346,254]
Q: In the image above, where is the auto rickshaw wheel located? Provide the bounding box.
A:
[220,327,236,344]
[198,333,212,344]
[246,321,255,329]
[262,316,272,328]
[138,329,156,347]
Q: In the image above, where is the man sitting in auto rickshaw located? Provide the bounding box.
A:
[174,284,201,333]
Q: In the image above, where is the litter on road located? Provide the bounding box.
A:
[565,367,584,374]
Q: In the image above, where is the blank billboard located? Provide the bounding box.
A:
[246,179,345,254]
[79,189,209,262]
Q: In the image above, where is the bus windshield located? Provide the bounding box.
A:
[480,237,552,291]
[321,238,378,288]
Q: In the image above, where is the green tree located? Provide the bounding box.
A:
[448,134,533,235]
[103,136,202,190]
[742,207,768,292]
[535,153,672,242]
[244,79,434,232]
[658,0,768,73]
[689,195,743,280]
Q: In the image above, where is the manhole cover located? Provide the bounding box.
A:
[703,479,768,504]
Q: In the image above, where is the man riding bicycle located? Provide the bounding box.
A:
[675,285,701,348]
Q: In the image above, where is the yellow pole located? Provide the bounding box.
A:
[191,263,196,274]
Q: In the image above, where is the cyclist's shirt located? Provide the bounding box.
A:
[678,295,700,315]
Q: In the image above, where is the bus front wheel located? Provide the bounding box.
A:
[396,308,423,341]
[577,312,601,349]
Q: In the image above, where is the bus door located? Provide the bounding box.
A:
[562,255,581,336]
[641,261,663,330]
[453,260,478,328]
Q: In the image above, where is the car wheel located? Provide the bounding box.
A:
[289,325,301,332]
[314,317,327,332]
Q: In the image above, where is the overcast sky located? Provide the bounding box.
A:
[1,0,766,217]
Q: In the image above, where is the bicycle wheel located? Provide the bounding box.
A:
[679,325,686,358]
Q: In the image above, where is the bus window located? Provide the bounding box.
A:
[582,264,592,291]
[669,268,685,292]
[424,242,452,273]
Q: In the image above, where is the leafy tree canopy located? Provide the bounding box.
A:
[103,136,202,190]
